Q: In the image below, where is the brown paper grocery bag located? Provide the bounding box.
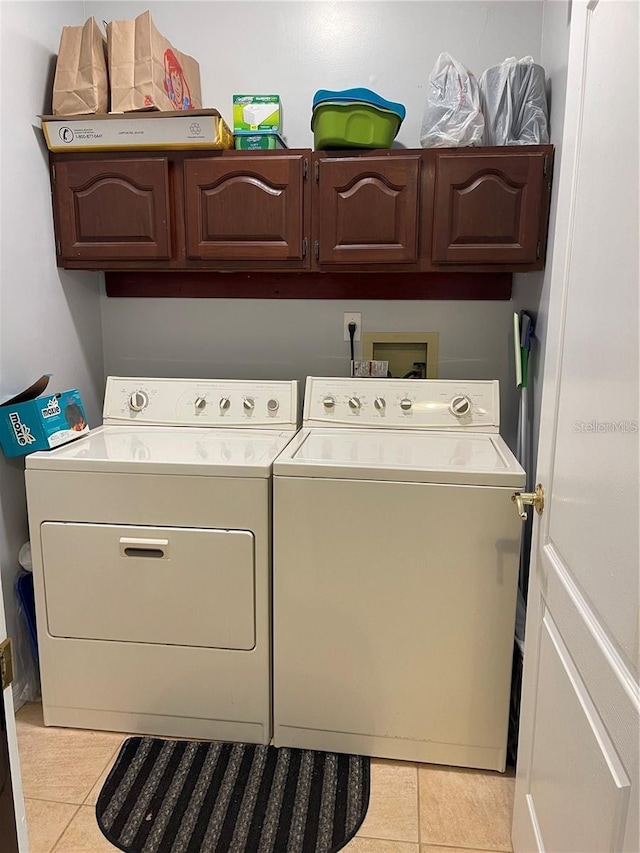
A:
[107,11,202,113]
[52,17,108,115]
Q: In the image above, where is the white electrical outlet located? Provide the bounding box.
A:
[343,312,362,342]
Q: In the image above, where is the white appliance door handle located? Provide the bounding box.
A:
[119,537,169,559]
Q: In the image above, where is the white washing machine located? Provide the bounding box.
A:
[273,377,525,772]
[26,377,298,744]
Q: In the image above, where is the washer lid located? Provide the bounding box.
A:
[273,428,526,486]
[26,425,298,477]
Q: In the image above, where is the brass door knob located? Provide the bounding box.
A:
[512,484,545,520]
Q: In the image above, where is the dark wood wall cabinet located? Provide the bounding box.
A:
[182,155,308,267]
[315,155,422,267]
[50,146,553,293]
[432,151,549,265]
[53,158,172,263]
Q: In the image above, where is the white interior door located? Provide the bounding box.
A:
[0,574,27,852]
[512,1,639,851]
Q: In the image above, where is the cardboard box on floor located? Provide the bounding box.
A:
[0,376,89,458]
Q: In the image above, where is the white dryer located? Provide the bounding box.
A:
[26,377,298,744]
[273,377,525,772]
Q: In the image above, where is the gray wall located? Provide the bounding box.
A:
[87,0,544,151]
[96,0,547,447]
[101,297,521,438]
[0,1,104,687]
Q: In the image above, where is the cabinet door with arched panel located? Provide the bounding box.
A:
[432,149,552,265]
[183,155,307,264]
[53,158,171,262]
[316,155,421,266]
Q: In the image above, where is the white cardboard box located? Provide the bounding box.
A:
[41,109,233,151]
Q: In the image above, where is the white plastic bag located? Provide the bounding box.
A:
[420,52,484,148]
[480,56,549,145]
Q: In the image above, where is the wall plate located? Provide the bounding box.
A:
[343,313,362,342]
[362,332,439,379]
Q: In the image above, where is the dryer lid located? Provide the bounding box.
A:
[273,428,526,487]
[26,425,298,477]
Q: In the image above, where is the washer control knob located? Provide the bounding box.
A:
[450,395,472,417]
[128,390,149,412]
[243,397,255,412]
[194,396,207,411]
[267,398,279,413]
[323,396,336,409]
[348,396,361,411]
[219,397,231,411]
[374,396,386,411]
[400,398,412,411]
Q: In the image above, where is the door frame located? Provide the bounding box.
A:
[0,574,27,851]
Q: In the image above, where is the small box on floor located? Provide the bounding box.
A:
[0,376,89,458]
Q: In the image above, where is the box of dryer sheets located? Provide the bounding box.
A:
[233,95,280,132]
[0,376,89,458]
[41,109,233,152]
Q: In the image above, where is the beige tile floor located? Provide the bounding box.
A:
[16,702,514,853]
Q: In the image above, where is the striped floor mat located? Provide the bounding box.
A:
[96,738,370,853]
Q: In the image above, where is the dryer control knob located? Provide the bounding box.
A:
[348,396,361,410]
[450,395,472,417]
[323,396,336,409]
[243,397,255,412]
[128,390,149,412]
[194,396,207,411]
[374,396,386,411]
[219,397,231,411]
[400,398,412,411]
[267,398,279,412]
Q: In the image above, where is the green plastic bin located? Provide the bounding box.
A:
[312,102,402,150]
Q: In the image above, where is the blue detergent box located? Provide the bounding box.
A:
[0,376,89,458]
